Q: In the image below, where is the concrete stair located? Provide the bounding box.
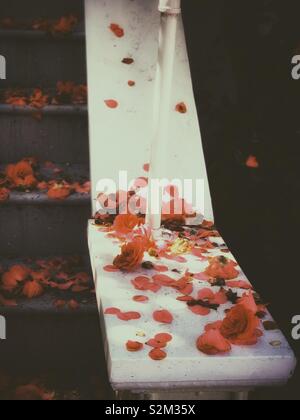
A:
[0,0,104,386]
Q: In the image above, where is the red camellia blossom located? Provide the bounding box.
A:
[153,310,173,324]
[220,304,261,346]
[205,256,239,280]
[6,160,37,189]
[113,239,145,272]
[126,341,144,352]
[113,214,142,236]
[1,265,30,292]
[197,329,231,356]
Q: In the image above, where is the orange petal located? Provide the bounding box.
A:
[105,99,119,109]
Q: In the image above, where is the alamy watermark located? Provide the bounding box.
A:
[291,55,300,80]
[0,316,6,340]
[95,171,205,216]
[292,316,300,340]
[0,55,6,80]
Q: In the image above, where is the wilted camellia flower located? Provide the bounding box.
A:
[113,239,145,272]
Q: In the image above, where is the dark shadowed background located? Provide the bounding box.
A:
[183,0,300,400]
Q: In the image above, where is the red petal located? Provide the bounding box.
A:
[226,280,252,290]
[105,307,121,315]
[153,264,169,273]
[132,276,151,290]
[105,99,119,109]
[149,348,167,361]
[193,272,210,281]
[179,283,193,296]
[53,299,66,309]
[164,185,179,198]
[164,254,187,263]
[126,341,144,352]
[152,274,174,286]
[197,288,215,301]
[117,311,141,321]
[109,23,124,38]
[133,295,149,303]
[197,330,231,355]
[153,310,173,324]
[147,283,161,293]
[68,300,80,310]
[213,289,228,305]
[188,305,210,316]
[246,155,259,169]
[176,296,194,302]
[205,321,223,332]
[191,248,204,258]
[146,339,167,349]
[154,333,173,343]
[104,265,119,272]
[175,102,187,114]
[0,294,17,307]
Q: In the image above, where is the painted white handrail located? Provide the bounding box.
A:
[159,0,181,14]
[147,1,182,231]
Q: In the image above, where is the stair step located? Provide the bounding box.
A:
[0,255,102,372]
[0,163,91,257]
[0,104,87,115]
[0,256,96,315]
[0,29,85,40]
[0,205,91,256]
[0,370,113,400]
[2,190,89,206]
[0,105,88,163]
[0,32,86,87]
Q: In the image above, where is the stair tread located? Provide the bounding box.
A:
[0,257,97,315]
[0,29,85,40]
[0,163,90,205]
[1,289,97,315]
[0,104,87,115]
